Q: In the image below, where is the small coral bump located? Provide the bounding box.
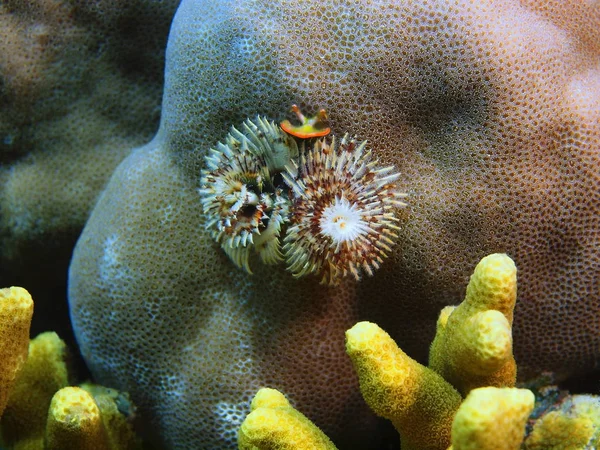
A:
[280,104,331,138]
[238,387,338,450]
[282,134,408,285]
[199,116,297,273]
[450,387,534,450]
[45,386,111,450]
[465,253,518,321]
[249,387,291,410]
[345,321,461,450]
[0,286,34,419]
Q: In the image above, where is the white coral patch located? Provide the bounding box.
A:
[214,400,249,429]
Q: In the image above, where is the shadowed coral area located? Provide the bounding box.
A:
[68,0,600,448]
[0,0,180,342]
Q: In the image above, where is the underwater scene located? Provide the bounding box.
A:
[1,0,599,449]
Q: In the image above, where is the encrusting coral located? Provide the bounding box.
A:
[68,0,600,447]
[0,287,33,419]
[238,387,337,450]
[429,253,517,395]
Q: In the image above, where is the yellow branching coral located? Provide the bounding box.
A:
[0,332,69,450]
[238,387,337,450]
[0,290,140,450]
[345,321,462,450]
[234,254,592,450]
[450,387,534,450]
[429,253,517,395]
[45,386,111,450]
[0,287,33,419]
[525,395,600,450]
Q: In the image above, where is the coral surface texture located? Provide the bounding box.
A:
[68,0,600,448]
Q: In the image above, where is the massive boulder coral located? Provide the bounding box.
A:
[68,0,600,448]
[0,0,179,245]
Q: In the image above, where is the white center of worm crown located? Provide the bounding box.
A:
[319,196,369,243]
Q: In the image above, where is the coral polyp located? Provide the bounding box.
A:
[282,135,407,285]
[199,117,297,273]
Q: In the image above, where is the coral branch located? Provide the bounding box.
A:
[450,387,534,450]
[429,253,518,395]
[45,387,111,450]
[345,321,462,450]
[0,332,69,448]
[238,388,337,450]
[0,287,33,419]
